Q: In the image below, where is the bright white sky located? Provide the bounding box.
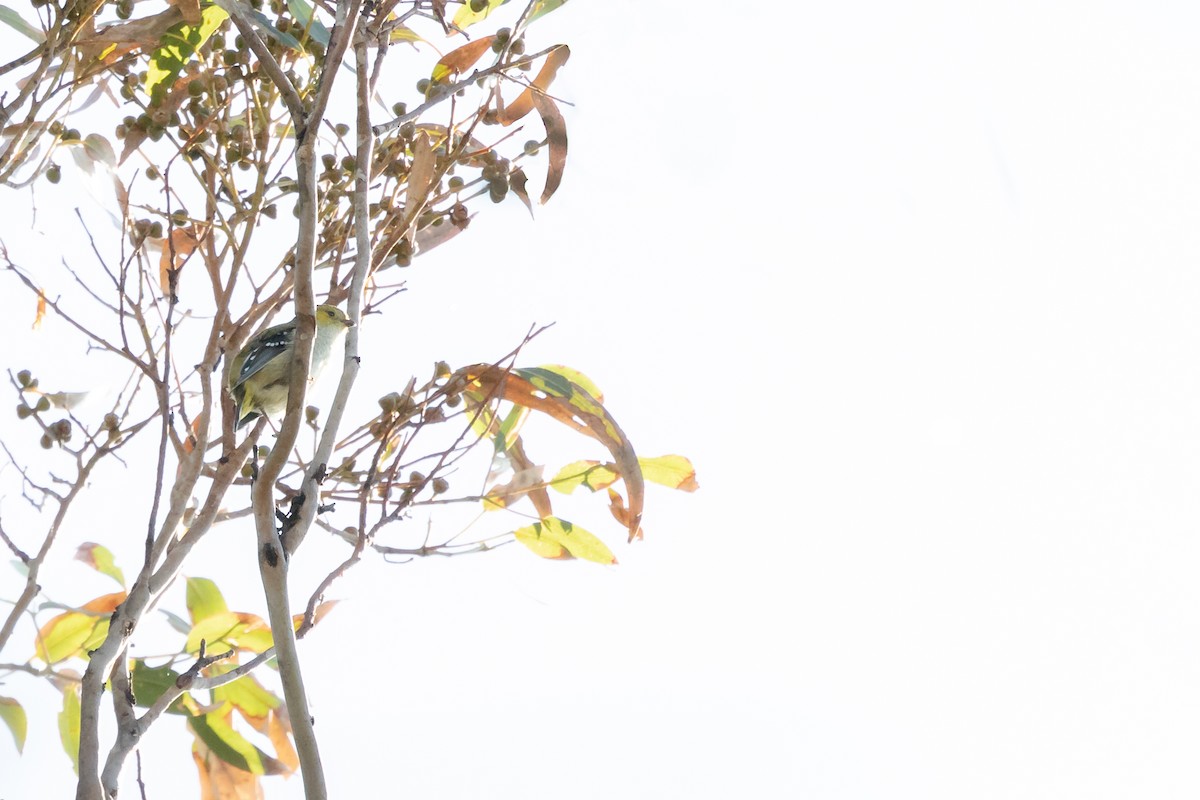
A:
[4,1,1200,798]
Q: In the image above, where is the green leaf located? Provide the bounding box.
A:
[528,0,569,23]
[83,134,116,169]
[186,577,229,623]
[537,364,601,401]
[188,706,287,775]
[0,5,45,43]
[513,517,616,564]
[452,0,566,30]
[144,5,229,98]
[161,608,192,635]
[74,542,126,587]
[550,460,618,494]
[131,660,188,715]
[0,696,27,754]
[245,6,304,51]
[494,404,529,454]
[639,455,700,492]
[286,0,330,46]
[59,686,81,774]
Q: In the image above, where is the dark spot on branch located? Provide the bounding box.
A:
[262,542,279,568]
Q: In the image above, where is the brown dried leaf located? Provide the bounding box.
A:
[414,215,470,255]
[509,438,552,518]
[508,166,534,217]
[531,93,567,204]
[607,488,643,541]
[76,7,184,68]
[173,0,203,25]
[498,45,570,125]
[119,76,191,164]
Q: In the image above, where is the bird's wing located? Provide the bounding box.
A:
[230,323,294,391]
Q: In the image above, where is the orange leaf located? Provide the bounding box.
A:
[498,45,570,125]
[32,290,45,330]
[267,710,298,772]
[158,224,207,295]
[431,35,495,84]
[607,489,643,541]
[193,740,262,800]
[291,600,337,632]
[182,415,203,454]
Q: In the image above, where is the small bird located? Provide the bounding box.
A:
[228,304,353,429]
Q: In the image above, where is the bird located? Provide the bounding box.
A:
[227,304,353,429]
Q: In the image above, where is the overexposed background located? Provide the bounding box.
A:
[3,1,1200,797]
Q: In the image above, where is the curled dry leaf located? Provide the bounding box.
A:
[531,93,567,204]
[457,364,643,541]
[498,45,570,125]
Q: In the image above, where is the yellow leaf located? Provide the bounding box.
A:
[638,455,699,492]
[186,611,272,655]
[450,0,506,29]
[145,5,229,98]
[389,24,425,44]
[549,460,617,494]
[537,363,602,401]
[0,696,27,754]
[35,592,126,664]
[59,685,81,774]
[74,542,126,587]
[513,517,616,565]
